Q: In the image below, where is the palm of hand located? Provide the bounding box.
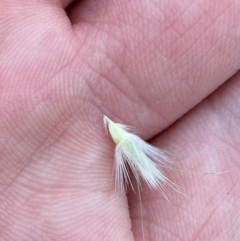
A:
[1,1,240,240]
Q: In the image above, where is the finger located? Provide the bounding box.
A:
[67,0,240,137]
[129,71,240,240]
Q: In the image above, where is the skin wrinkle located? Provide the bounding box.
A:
[125,8,159,33]
[189,39,224,79]
[2,53,67,97]
[1,104,67,157]
[160,1,198,30]
[80,80,108,114]
[201,2,232,27]
[144,217,185,241]
[164,6,207,40]
[0,162,30,197]
[191,204,222,240]
[164,8,235,68]
[87,75,135,110]
[84,44,138,104]
[204,180,226,205]
[96,28,134,70]
[196,0,231,21]
[3,187,46,220]
[84,66,145,127]
[172,10,206,40]
[32,44,80,94]
[131,197,189,240]
[0,100,94,190]
[171,19,222,64]
[82,20,136,59]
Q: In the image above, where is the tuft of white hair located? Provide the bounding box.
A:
[103,115,174,194]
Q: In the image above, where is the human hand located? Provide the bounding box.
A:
[0,0,239,240]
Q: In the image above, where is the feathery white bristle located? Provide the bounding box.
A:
[103,115,173,193]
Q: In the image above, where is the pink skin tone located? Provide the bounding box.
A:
[0,0,240,240]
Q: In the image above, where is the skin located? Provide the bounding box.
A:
[0,0,240,240]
